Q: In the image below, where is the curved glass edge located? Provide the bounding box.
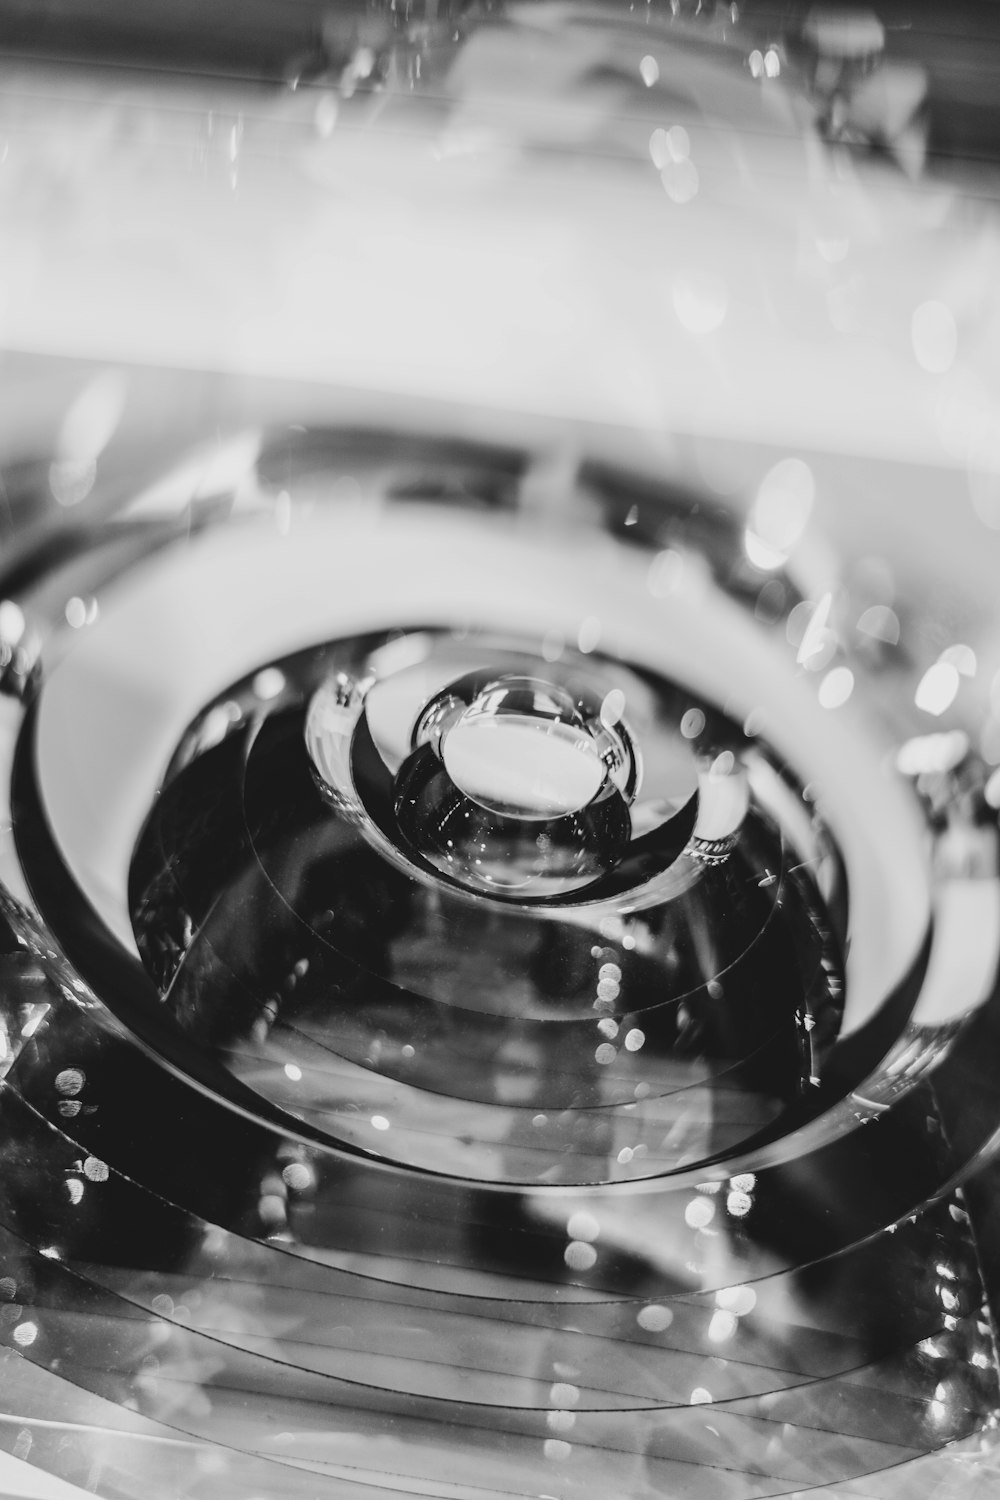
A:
[3,423,941,1134]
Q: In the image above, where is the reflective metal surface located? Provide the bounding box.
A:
[1,3,1000,1498]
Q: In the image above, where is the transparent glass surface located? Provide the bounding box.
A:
[1,2,1000,1497]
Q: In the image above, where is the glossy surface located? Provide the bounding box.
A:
[124,622,844,1180]
[1,2,1000,1498]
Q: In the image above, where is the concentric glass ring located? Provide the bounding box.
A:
[0,1,1000,1496]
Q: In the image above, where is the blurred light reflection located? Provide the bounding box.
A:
[916,661,962,716]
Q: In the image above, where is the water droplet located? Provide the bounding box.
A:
[857,604,899,644]
[564,1240,598,1271]
[915,661,960,716]
[745,459,815,570]
[0,600,25,647]
[661,158,699,204]
[940,643,976,678]
[600,688,626,727]
[546,1409,576,1433]
[685,1197,716,1229]
[708,1310,738,1342]
[818,666,854,709]
[282,1162,313,1191]
[647,548,684,597]
[637,1304,674,1332]
[577,616,601,654]
[716,1285,757,1316]
[64,596,89,629]
[253,667,286,700]
[566,1212,600,1243]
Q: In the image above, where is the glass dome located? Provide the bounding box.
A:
[1,3,1000,1498]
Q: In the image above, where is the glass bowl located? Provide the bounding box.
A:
[1,4,1000,1497]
